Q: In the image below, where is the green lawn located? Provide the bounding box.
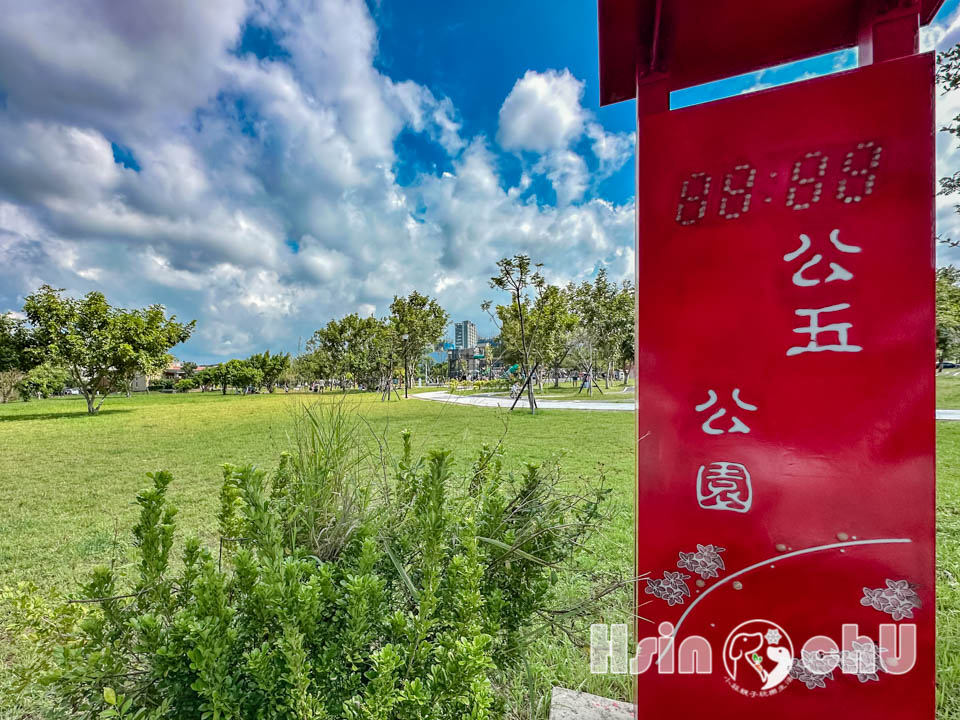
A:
[0,391,636,718]
[1,382,958,717]
[939,370,960,409]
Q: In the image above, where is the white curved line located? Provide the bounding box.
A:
[695,389,718,412]
[657,537,912,662]
[784,234,811,261]
[731,388,757,412]
[830,228,862,253]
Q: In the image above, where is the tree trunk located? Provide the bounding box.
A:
[85,392,97,415]
[525,367,537,414]
[221,383,227,395]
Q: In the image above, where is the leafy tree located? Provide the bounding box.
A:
[22,286,194,414]
[233,362,264,394]
[496,284,576,390]
[181,361,198,378]
[938,265,960,369]
[209,359,244,395]
[389,292,449,398]
[0,313,36,403]
[483,255,544,413]
[569,269,634,391]
[15,363,70,401]
[291,350,328,386]
[307,314,383,390]
[193,367,216,392]
[247,350,291,393]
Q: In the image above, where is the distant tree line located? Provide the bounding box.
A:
[293,291,449,398]
[1,262,636,413]
[186,350,292,395]
[483,254,634,413]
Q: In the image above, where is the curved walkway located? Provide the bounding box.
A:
[415,391,960,419]
[413,390,633,412]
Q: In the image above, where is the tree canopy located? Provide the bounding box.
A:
[23,285,194,414]
[938,265,960,368]
[0,313,37,403]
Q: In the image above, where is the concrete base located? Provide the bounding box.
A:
[549,687,635,719]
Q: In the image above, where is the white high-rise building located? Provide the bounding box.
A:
[454,320,477,349]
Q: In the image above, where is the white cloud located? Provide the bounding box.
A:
[534,150,589,206]
[498,69,587,153]
[0,0,635,360]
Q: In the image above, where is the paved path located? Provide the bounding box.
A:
[417,391,960,419]
[413,390,633,411]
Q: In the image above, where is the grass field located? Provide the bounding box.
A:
[1,377,959,716]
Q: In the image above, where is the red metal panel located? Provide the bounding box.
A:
[598,0,945,105]
[635,54,934,717]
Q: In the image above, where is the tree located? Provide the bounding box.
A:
[937,265,960,369]
[194,367,216,392]
[0,313,36,403]
[209,359,244,395]
[181,361,198,378]
[233,362,263,394]
[389,292,449,398]
[569,269,634,391]
[495,284,576,390]
[292,350,328,386]
[15,363,70,401]
[484,255,545,413]
[22,286,194,414]
[247,350,291,392]
[174,378,197,393]
[307,313,382,390]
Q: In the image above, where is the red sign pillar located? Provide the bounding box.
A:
[598,1,944,717]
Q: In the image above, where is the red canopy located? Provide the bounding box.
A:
[598,0,947,105]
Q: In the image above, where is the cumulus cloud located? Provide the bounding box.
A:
[0,0,635,360]
[498,69,587,153]
[497,69,632,206]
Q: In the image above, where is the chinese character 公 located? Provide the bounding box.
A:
[783,229,861,287]
[695,388,758,434]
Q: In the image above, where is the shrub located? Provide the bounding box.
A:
[6,402,608,719]
[148,379,175,391]
[174,378,197,393]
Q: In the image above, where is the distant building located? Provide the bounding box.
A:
[454,320,477,349]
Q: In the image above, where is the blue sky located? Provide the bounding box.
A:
[0,0,959,362]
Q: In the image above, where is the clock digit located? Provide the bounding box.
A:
[719,163,757,220]
[675,172,712,226]
[785,151,828,211]
[836,142,882,203]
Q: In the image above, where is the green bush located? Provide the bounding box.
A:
[148,379,175,391]
[174,378,197,393]
[15,362,70,400]
[5,403,608,719]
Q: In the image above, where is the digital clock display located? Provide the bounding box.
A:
[674,141,883,226]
